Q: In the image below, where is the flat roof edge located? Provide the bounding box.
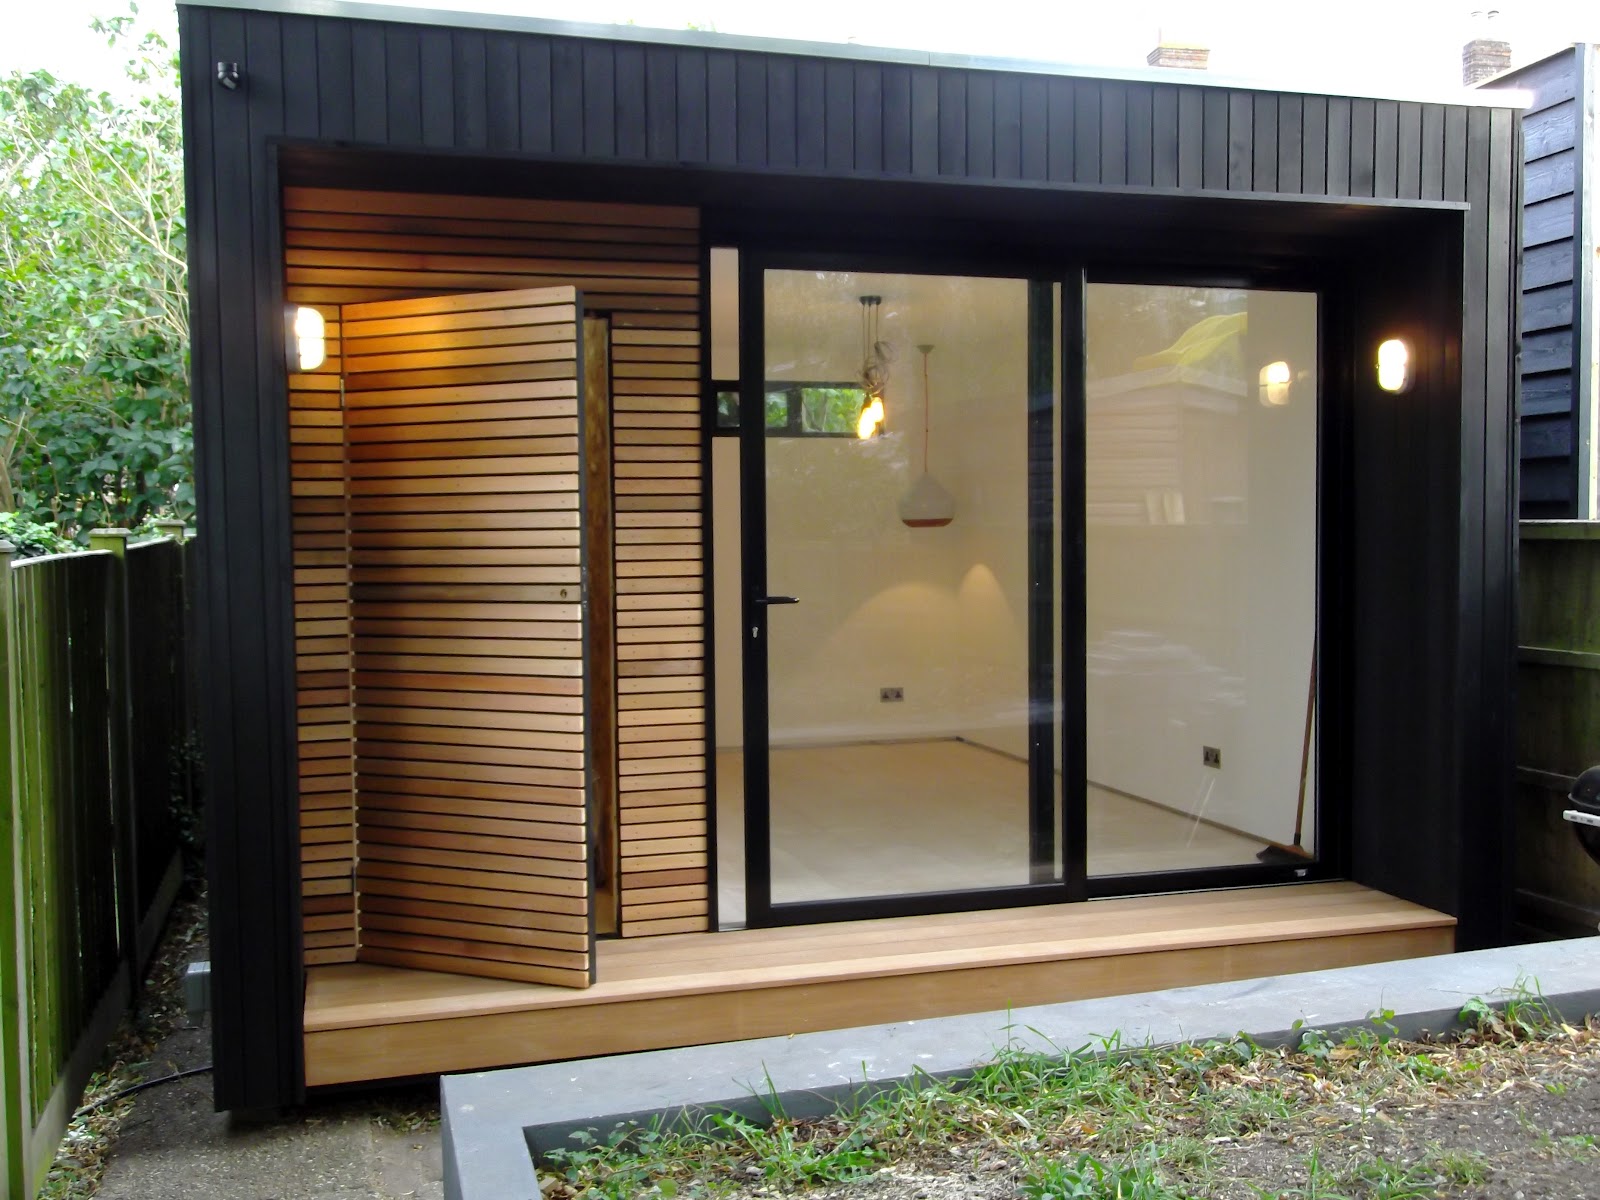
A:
[180,0,1533,110]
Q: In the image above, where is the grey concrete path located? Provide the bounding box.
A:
[94,1019,443,1200]
[442,938,1600,1200]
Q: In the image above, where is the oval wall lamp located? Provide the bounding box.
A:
[1258,360,1292,407]
[288,306,327,372]
[1376,338,1411,393]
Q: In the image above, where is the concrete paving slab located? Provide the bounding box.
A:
[96,1022,444,1200]
[441,938,1600,1200]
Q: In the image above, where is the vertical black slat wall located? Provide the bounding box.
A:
[178,0,1520,1108]
[182,2,303,1110]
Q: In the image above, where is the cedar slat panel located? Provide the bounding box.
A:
[285,188,709,963]
[342,285,594,988]
[290,308,356,964]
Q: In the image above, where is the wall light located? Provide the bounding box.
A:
[1258,360,1292,407]
[1376,338,1411,393]
[289,306,327,372]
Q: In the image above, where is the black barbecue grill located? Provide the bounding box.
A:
[1565,767,1600,870]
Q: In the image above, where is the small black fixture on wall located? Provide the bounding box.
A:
[215,61,241,89]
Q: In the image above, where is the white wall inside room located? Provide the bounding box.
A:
[713,271,1036,760]
[1084,284,1318,854]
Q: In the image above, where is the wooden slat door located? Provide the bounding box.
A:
[339,285,594,987]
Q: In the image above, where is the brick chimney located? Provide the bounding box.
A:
[1462,9,1511,85]
[1147,41,1209,70]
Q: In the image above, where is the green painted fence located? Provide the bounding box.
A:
[1516,521,1600,940]
[0,526,194,1198]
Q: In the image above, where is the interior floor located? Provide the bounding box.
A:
[715,738,1270,926]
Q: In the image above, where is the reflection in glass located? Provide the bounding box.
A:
[1084,284,1318,876]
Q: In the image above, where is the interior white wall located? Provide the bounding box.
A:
[1084,286,1318,851]
[713,272,1034,759]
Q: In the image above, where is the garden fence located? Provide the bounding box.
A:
[0,525,194,1199]
[1515,521,1600,940]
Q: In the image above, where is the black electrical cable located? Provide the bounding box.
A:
[78,1064,213,1115]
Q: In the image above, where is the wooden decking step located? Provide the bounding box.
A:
[303,881,1454,1086]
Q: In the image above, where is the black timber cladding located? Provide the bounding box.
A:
[1485,46,1594,517]
[177,0,1521,1110]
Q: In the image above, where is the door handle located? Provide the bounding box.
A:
[755,594,800,606]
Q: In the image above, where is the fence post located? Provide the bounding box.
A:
[88,529,140,1007]
[150,517,195,888]
[151,519,186,546]
[0,541,23,1198]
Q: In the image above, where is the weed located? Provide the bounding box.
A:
[1020,1149,1185,1200]
[1395,1051,1452,1084]
[1294,1022,1336,1066]
[1199,1086,1293,1139]
[1422,1146,1489,1186]
[1557,1133,1599,1160]
[723,1111,883,1187]
[1460,977,1565,1044]
[1347,1155,1436,1199]
[1266,1148,1350,1199]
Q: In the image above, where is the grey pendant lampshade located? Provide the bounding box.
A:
[899,344,955,528]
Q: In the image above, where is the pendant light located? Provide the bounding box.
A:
[899,344,956,528]
[856,295,887,439]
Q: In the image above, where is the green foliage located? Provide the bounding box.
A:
[1020,1150,1185,1200]
[1459,977,1564,1043]
[1345,1154,1436,1200]
[0,511,74,557]
[0,6,190,541]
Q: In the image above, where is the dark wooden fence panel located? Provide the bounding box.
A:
[1514,522,1600,938]
[127,536,193,940]
[0,531,195,1196]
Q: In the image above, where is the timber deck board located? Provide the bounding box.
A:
[303,883,1454,1085]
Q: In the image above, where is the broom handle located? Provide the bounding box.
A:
[1291,649,1317,848]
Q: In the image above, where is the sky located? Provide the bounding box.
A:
[2,0,1598,98]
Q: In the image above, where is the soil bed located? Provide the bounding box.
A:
[542,1002,1600,1200]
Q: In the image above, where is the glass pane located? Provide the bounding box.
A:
[1084,283,1318,876]
[797,386,867,434]
[757,269,1053,906]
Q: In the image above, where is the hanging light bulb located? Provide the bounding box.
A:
[856,295,887,439]
[898,344,956,527]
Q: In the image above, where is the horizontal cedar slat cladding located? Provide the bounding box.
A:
[285,188,709,971]
[343,285,594,989]
[290,314,356,963]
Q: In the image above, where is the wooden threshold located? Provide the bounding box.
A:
[303,881,1454,1087]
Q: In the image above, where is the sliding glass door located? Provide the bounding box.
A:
[719,256,1325,929]
[738,264,1064,925]
[1083,282,1320,885]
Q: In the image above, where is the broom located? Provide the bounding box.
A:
[1256,650,1316,865]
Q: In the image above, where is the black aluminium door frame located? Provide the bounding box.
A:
[737,248,1075,928]
[733,251,1341,929]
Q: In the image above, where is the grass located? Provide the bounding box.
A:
[540,985,1595,1200]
